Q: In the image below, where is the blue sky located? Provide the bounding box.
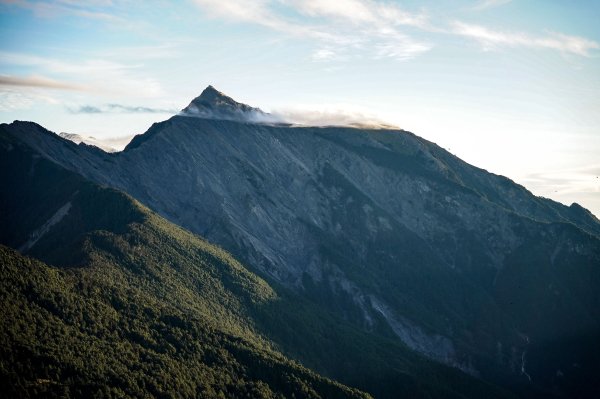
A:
[1,0,599,215]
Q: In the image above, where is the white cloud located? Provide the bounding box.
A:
[287,0,431,29]
[192,0,432,61]
[272,104,397,128]
[288,0,376,24]
[452,21,600,56]
[0,51,164,97]
[374,41,430,61]
[0,90,36,111]
[192,0,597,60]
[0,88,59,111]
[193,0,361,45]
[1,0,121,21]
[472,0,513,10]
[375,3,431,29]
[192,0,270,24]
[311,48,338,61]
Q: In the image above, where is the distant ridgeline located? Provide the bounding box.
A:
[1,86,599,398]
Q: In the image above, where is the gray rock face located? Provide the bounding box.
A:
[178,85,279,124]
[4,88,600,389]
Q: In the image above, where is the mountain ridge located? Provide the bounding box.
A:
[2,88,599,397]
[0,116,516,399]
[0,130,373,398]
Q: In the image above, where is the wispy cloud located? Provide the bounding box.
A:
[272,105,397,129]
[374,40,431,61]
[451,21,600,56]
[0,51,164,97]
[0,75,89,91]
[192,0,598,60]
[0,88,59,111]
[311,48,339,61]
[0,52,138,76]
[291,0,376,24]
[288,0,430,29]
[68,103,178,114]
[1,0,121,21]
[520,164,600,193]
[192,0,432,61]
[472,0,513,10]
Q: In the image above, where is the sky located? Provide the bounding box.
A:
[1,0,599,216]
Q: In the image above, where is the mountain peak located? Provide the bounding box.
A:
[195,85,235,105]
[180,85,277,123]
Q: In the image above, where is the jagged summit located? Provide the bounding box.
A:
[188,85,255,112]
[179,86,394,129]
[180,85,276,123]
[124,86,280,151]
[192,85,249,109]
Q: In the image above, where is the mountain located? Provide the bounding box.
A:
[0,129,371,398]
[2,86,599,398]
[0,107,512,399]
[178,85,278,124]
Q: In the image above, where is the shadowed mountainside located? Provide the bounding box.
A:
[0,116,516,399]
[2,86,599,397]
[0,127,374,399]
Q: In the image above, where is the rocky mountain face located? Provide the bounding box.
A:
[0,111,508,399]
[178,85,278,124]
[3,86,599,397]
[0,128,373,399]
